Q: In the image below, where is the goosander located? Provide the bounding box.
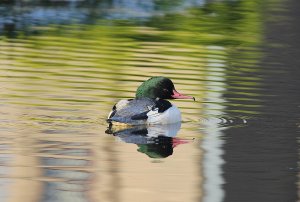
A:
[107,76,194,125]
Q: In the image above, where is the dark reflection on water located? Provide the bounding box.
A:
[0,0,300,202]
[221,0,300,201]
[106,123,192,158]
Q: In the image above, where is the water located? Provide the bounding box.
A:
[0,0,300,202]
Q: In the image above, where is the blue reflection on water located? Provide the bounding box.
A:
[0,0,204,33]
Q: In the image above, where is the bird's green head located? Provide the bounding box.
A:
[135,76,194,100]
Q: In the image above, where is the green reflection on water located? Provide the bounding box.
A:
[0,0,270,122]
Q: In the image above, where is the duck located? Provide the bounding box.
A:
[107,76,195,125]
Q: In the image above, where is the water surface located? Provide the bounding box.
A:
[0,0,300,202]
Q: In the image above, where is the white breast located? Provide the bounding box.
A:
[146,104,181,125]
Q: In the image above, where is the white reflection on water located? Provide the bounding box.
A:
[202,53,226,202]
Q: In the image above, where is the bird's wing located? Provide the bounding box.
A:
[107,98,155,124]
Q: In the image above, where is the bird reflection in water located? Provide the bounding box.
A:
[106,122,191,158]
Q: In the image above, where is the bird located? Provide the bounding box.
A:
[107,76,195,125]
